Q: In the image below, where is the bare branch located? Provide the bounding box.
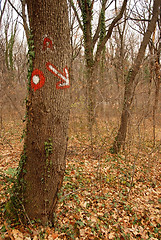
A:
[8,0,29,41]
[77,0,82,11]
[69,0,83,31]
[91,0,95,10]
[95,0,128,63]
[21,0,29,41]
[0,0,7,25]
[8,0,23,19]
[133,0,160,73]
[128,17,150,22]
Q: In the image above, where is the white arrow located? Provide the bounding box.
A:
[46,62,70,89]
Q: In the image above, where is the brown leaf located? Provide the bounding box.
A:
[109,232,115,239]
[12,229,23,240]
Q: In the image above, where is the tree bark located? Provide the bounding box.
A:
[16,0,70,225]
[82,2,95,141]
[86,65,96,145]
[111,0,160,154]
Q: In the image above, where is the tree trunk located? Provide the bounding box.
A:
[86,65,96,145]
[15,0,70,225]
[152,68,160,146]
[111,69,136,153]
[82,2,95,143]
[152,4,161,146]
[111,0,160,154]
[152,55,161,146]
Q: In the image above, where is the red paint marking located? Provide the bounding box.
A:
[43,37,53,51]
[46,62,70,89]
[31,69,45,91]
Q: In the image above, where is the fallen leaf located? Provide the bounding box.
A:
[91,215,97,223]
[24,237,31,240]
[12,229,23,240]
[80,228,86,237]
[109,232,115,239]
[51,233,59,239]
[33,236,38,240]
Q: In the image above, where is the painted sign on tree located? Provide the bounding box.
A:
[46,62,70,89]
[31,36,70,91]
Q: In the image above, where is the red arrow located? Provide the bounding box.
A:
[46,62,70,89]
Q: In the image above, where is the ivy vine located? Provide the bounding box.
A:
[4,32,35,223]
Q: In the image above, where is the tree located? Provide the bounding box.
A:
[9,0,71,225]
[111,0,160,153]
[69,0,128,144]
[7,0,29,40]
[151,5,161,146]
[0,0,7,26]
[0,1,26,126]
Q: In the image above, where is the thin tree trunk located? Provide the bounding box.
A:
[111,69,136,153]
[0,99,3,137]
[152,4,161,146]
[82,3,95,143]
[87,65,99,148]
[111,0,160,154]
[14,0,70,225]
[152,76,160,146]
[152,58,161,146]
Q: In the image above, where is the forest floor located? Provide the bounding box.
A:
[0,119,160,240]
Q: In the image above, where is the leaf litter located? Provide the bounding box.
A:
[0,120,160,239]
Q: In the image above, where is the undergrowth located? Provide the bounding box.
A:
[0,120,161,239]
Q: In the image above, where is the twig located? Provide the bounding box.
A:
[17,197,33,226]
[2,136,14,149]
[4,221,14,240]
[62,188,85,199]
[8,0,23,19]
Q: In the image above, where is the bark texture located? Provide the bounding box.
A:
[111,0,160,154]
[18,0,70,224]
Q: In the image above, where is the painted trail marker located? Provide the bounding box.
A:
[43,37,53,51]
[30,36,70,91]
[46,62,70,89]
[31,69,45,91]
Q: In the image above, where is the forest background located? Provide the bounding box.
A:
[0,0,161,239]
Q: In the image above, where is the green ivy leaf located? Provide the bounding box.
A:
[29,51,35,58]
[4,167,17,177]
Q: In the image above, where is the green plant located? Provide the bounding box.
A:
[44,139,53,158]
[27,31,35,92]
